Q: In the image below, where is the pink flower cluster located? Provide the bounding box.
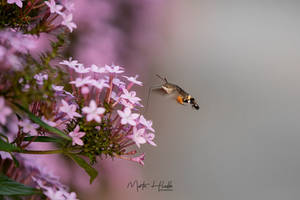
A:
[59,57,156,165]
[6,0,76,33]
[1,57,157,166]
[0,29,37,70]
[33,176,79,200]
[44,0,77,32]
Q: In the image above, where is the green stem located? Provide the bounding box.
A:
[19,149,63,154]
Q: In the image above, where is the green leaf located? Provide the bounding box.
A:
[11,154,19,168]
[13,103,71,141]
[66,153,98,184]
[0,174,41,196]
[0,133,8,142]
[23,136,65,144]
[0,138,20,153]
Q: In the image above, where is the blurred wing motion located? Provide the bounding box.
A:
[145,74,199,113]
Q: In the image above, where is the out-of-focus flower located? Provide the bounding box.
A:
[73,64,90,73]
[82,100,105,123]
[91,79,109,90]
[34,73,48,85]
[81,86,90,94]
[52,85,64,92]
[59,57,80,69]
[62,0,75,12]
[0,97,12,125]
[31,163,78,199]
[22,84,30,92]
[44,187,65,200]
[59,100,82,119]
[63,191,79,200]
[1,114,19,136]
[0,29,37,70]
[128,127,146,148]
[69,125,86,146]
[70,76,92,87]
[18,119,40,136]
[45,0,63,15]
[61,14,77,32]
[42,116,57,127]
[105,64,124,74]
[0,151,12,159]
[0,45,6,60]
[7,0,23,8]
[117,107,139,126]
[90,64,106,73]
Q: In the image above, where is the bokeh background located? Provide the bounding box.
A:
[40,0,300,200]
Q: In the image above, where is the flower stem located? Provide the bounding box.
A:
[19,149,63,154]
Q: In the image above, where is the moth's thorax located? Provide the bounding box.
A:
[161,84,175,94]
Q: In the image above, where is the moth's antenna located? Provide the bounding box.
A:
[156,74,168,83]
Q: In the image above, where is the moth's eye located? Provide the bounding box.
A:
[183,99,189,103]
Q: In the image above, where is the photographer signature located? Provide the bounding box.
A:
[127,180,173,192]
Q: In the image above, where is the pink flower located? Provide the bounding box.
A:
[81,86,90,94]
[143,132,156,146]
[90,64,106,73]
[121,88,141,104]
[131,153,145,166]
[42,116,57,127]
[52,85,64,92]
[112,78,125,88]
[44,187,65,200]
[123,75,143,86]
[18,119,40,136]
[3,114,18,136]
[105,64,124,74]
[61,14,77,32]
[127,127,146,148]
[44,0,63,14]
[117,107,139,126]
[61,0,75,12]
[120,99,134,109]
[0,151,12,160]
[82,100,105,123]
[0,45,6,61]
[139,115,155,132]
[70,76,92,87]
[63,191,79,200]
[59,57,80,69]
[90,79,109,90]
[59,100,82,119]
[73,64,90,73]
[34,73,48,85]
[0,97,12,125]
[110,91,119,102]
[69,125,86,146]
[7,0,23,8]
